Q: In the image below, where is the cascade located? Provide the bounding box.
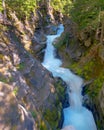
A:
[42,24,97,130]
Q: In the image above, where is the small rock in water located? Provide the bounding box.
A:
[61,125,76,130]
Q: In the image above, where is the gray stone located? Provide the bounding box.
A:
[44,25,58,35]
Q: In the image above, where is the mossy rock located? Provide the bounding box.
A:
[38,80,65,130]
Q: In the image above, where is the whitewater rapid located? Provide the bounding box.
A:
[42,24,97,130]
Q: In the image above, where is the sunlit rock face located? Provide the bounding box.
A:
[0,23,64,130]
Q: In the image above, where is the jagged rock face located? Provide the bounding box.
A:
[44,24,58,35]
[0,19,64,129]
[0,1,67,129]
[55,18,85,67]
[0,82,37,130]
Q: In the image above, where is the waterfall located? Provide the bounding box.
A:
[42,24,97,130]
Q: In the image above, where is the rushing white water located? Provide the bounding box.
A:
[42,24,97,130]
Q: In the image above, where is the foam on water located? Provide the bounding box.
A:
[63,107,97,130]
[42,24,97,130]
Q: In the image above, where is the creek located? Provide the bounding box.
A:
[42,24,97,130]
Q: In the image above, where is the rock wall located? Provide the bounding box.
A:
[0,4,65,130]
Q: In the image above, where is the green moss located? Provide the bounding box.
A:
[54,33,69,49]
[68,52,104,98]
[13,87,19,95]
[39,120,48,130]
[87,72,104,98]
[43,108,60,129]
[16,62,25,70]
[39,81,64,130]
[96,120,103,130]
[70,0,103,30]
[31,111,37,119]
[8,76,14,82]
[6,0,37,19]
[0,76,8,83]
[69,62,82,75]
[51,0,72,15]
[0,1,3,12]
[11,125,17,130]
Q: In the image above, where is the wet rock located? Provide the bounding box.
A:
[34,30,47,44]
[44,25,58,35]
[53,37,60,45]
[31,40,46,61]
[32,30,47,60]
[83,94,91,109]
[32,44,46,54]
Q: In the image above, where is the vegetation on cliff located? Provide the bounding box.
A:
[53,0,104,129]
[71,0,104,29]
[69,0,104,99]
[0,0,104,129]
[51,0,72,15]
[0,0,65,130]
[0,0,42,18]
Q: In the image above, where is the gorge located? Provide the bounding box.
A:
[0,0,104,130]
[42,24,97,130]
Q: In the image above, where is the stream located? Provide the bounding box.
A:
[42,24,97,130]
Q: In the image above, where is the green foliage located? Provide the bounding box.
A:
[55,80,65,101]
[91,72,104,97]
[0,1,3,12]
[51,0,73,15]
[39,120,48,130]
[54,33,69,48]
[70,0,104,30]
[5,0,39,19]
[85,72,104,98]
[44,108,60,129]
[13,87,19,95]
[31,111,37,119]
[16,62,25,70]
[96,120,103,130]
[39,81,64,130]
[69,56,104,99]
[0,76,8,83]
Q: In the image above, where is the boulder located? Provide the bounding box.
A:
[44,25,58,35]
[34,30,47,44]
